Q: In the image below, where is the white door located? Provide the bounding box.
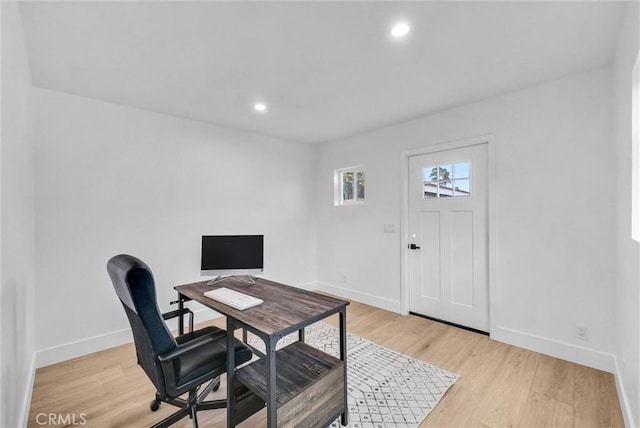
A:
[408,143,489,332]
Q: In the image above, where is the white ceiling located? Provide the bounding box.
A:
[19,1,624,144]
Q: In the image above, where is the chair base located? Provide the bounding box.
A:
[150,377,224,428]
[149,376,265,428]
[151,399,227,428]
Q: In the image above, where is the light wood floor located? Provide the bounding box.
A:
[28,300,624,427]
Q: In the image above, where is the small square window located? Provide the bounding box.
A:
[335,166,365,206]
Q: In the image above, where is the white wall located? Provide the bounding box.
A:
[32,88,317,367]
[613,2,640,426]
[1,2,36,427]
[316,68,617,371]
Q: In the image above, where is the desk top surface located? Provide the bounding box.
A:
[175,277,349,338]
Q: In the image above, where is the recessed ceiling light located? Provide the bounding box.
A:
[391,22,410,38]
[254,102,267,113]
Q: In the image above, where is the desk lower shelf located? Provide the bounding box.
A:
[236,341,345,428]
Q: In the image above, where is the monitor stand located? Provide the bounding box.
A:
[207,275,256,286]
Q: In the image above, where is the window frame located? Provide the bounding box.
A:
[334,165,365,206]
[633,51,640,242]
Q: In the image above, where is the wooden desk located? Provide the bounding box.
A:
[175,277,349,428]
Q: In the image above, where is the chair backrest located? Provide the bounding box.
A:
[107,254,177,396]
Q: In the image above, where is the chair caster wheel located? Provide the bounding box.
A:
[150,399,161,412]
[213,382,220,392]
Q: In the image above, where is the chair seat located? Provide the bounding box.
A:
[172,326,253,396]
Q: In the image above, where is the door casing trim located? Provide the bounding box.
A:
[399,134,496,334]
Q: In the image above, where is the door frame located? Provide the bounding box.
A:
[400,134,496,333]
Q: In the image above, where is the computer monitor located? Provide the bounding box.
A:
[200,235,263,283]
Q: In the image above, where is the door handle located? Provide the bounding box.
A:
[408,244,421,250]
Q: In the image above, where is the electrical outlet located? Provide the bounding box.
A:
[576,326,589,341]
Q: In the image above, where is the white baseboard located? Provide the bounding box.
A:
[315,288,616,373]
[24,285,637,428]
[33,279,317,369]
[34,308,222,369]
[491,325,616,373]
[18,352,37,428]
[613,356,637,428]
[315,282,401,313]
[491,325,639,425]
[35,327,133,369]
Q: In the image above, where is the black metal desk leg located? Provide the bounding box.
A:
[226,318,236,428]
[266,338,277,427]
[340,309,348,426]
[178,293,185,336]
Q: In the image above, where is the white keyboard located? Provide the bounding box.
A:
[204,287,263,310]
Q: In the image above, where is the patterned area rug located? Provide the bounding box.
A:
[246,322,458,428]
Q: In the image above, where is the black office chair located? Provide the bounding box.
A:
[107,254,254,428]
